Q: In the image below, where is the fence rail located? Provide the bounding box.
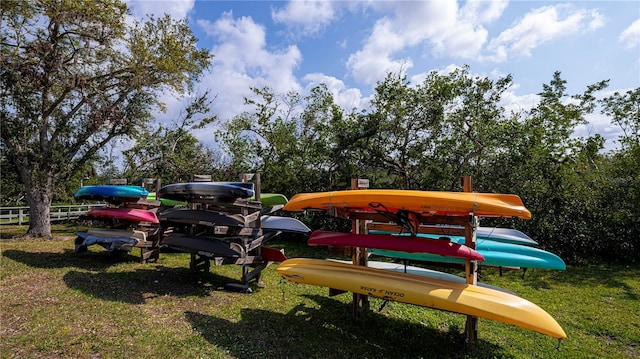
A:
[0,204,104,225]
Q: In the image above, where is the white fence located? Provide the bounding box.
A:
[0,204,104,225]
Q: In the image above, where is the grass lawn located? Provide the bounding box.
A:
[1,223,638,358]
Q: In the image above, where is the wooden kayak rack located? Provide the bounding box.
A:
[342,177,480,347]
[155,173,285,293]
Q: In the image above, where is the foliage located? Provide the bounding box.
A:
[120,92,225,186]
[0,144,23,205]
[217,85,361,197]
[219,69,638,264]
[0,0,211,237]
[360,66,516,191]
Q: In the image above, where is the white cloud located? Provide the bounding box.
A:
[499,88,539,115]
[126,0,194,20]
[459,0,508,24]
[430,22,488,59]
[196,12,302,122]
[575,112,623,151]
[346,0,506,86]
[409,63,463,86]
[619,19,640,49]
[271,1,337,37]
[346,17,413,86]
[302,73,366,111]
[486,5,605,62]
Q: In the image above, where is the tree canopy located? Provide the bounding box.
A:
[0,0,211,237]
[218,70,639,263]
[120,92,224,185]
[0,1,637,263]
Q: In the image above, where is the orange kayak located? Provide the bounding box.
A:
[282,189,531,219]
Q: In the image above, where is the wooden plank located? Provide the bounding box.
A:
[246,231,279,252]
[109,178,127,185]
[234,256,259,265]
[244,211,261,225]
[213,226,263,237]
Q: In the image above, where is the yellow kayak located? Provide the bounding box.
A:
[282,189,531,219]
[277,258,565,339]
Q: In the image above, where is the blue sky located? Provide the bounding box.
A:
[125,0,640,151]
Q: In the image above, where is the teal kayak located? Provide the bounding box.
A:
[368,233,565,270]
[74,185,148,201]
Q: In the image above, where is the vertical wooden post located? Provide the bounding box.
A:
[189,175,210,272]
[352,178,369,318]
[249,173,262,285]
[462,176,478,347]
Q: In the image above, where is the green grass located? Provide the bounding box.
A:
[1,224,639,358]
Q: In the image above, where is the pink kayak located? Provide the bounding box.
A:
[87,207,159,224]
[308,230,484,261]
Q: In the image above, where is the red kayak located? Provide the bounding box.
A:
[87,207,159,224]
[260,245,288,262]
[308,230,484,261]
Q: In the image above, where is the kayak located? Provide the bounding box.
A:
[74,231,138,253]
[330,259,514,294]
[283,189,531,219]
[147,192,186,207]
[277,258,566,339]
[250,193,289,206]
[260,215,312,233]
[74,185,149,204]
[159,208,245,227]
[86,207,159,224]
[158,182,255,201]
[308,230,484,261]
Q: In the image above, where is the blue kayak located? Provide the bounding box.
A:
[368,233,565,270]
[74,185,149,201]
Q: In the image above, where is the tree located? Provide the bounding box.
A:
[0,0,211,237]
[601,88,640,150]
[362,66,515,191]
[0,143,23,205]
[597,88,640,262]
[218,85,361,197]
[121,93,223,185]
[483,72,609,260]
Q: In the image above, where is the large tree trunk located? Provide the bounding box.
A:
[24,180,53,239]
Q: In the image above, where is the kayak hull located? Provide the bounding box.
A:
[74,186,149,204]
[158,182,255,201]
[86,207,159,224]
[283,189,531,219]
[308,230,484,261]
[277,258,566,339]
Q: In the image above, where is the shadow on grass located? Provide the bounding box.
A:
[265,235,326,259]
[62,266,242,304]
[1,248,136,271]
[185,294,511,359]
